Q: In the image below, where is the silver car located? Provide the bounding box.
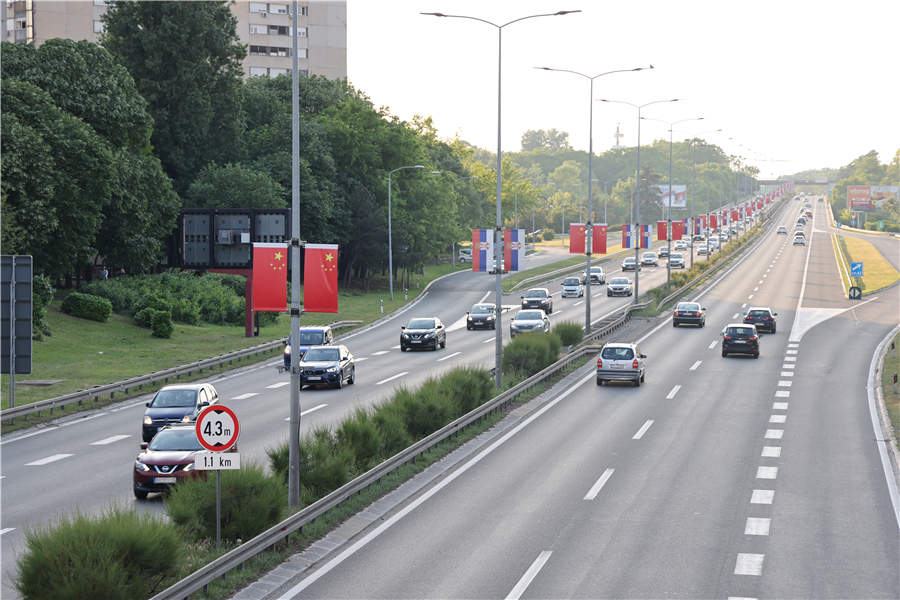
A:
[596,342,646,386]
[509,309,550,337]
[606,277,633,297]
[561,277,584,298]
[669,252,685,268]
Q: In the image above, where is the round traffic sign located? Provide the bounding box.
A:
[196,405,240,452]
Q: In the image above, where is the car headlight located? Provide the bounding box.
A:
[143,416,153,426]
[181,415,192,423]
[486,315,494,321]
[326,366,338,373]
[284,345,291,355]
[401,333,409,340]
[424,332,434,339]
[135,460,151,472]
[467,316,473,321]
[182,462,194,472]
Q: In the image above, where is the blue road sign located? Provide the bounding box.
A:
[850,262,863,277]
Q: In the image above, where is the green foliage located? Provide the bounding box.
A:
[16,507,181,600]
[503,332,562,377]
[185,163,286,209]
[61,292,112,322]
[165,463,284,542]
[553,321,583,346]
[32,274,55,339]
[150,310,174,338]
[336,408,382,471]
[542,230,555,241]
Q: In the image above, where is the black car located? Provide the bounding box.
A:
[400,317,446,351]
[743,306,777,333]
[466,303,496,330]
[673,302,706,327]
[721,323,760,358]
[297,345,355,389]
[142,383,218,443]
[521,288,553,314]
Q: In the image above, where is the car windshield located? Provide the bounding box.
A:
[590,267,603,273]
[642,253,655,259]
[563,278,580,286]
[748,310,769,317]
[727,327,755,337]
[471,304,494,314]
[601,346,634,360]
[151,389,196,408]
[671,253,683,260]
[623,258,635,264]
[148,428,203,451]
[609,278,629,285]
[525,290,547,298]
[677,303,700,311]
[407,319,435,329]
[515,311,543,321]
[303,348,340,362]
[298,331,325,345]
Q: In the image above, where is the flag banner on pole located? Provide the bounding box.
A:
[504,228,526,271]
[722,211,729,226]
[710,213,718,229]
[592,224,608,254]
[694,217,703,236]
[622,224,633,248]
[747,203,753,216]
[683,217,690,236]
[640,224,652,248]
[732,209,739,222]
[303,244,339,313]
[569,223,586,254]
[672,221,684,240]
[472,229,493,272]
[657,220,667,241]
[251,243,289,312]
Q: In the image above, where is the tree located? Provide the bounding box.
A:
[101,1,246,194]
[185,163,286,209]
[521,128,571,152]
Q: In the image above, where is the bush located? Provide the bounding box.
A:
[170,298,200,325]
[336,408,382,471]
[553,322,583,347]
[60,292,112,322]
[166,463,284,543]
[436,367,494,414]
[372,401,413,456]
[150,310,174,338]
[503,332,561,377]
[542,230,555,241]
[32,274,55,339]
[16,507,181,600]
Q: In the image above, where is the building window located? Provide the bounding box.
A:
[297,27,307,38]
[268,25,289,36]
[273,46,290,57]
[249,2,267,13]
[270,4,289,15]
[297,48,307,59]
[269,68,287,77]
[93,20,105,33]
[249,24,267,35]
[300,6,308,16]
[249,67,267,77]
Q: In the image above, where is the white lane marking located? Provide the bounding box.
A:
[354,357,369,362]
[232,393,258,400]
[90,434,130,446]
[26,454,74,466]
[391,345,401,349]
[276,371,594,599]
[766,268,771,273]
[574,300,584,306]
[632,420,654,440]
[751,489,775,504]
[868,324,900,528]
[765,429,784,439]
[583,468,615,500]
[593,292,604,298]
[786,349,798,355]
[376,372,408,385]
[478,291,491,304]
[748,294,754,300]
[266,381,290,389]
[780,371,793,377]
[689,360,702,371]
[735,553,765,576]
[763,273,768,278]
[708,341,717,349]
[778,380,792,387]
[745,517,771,536]
[758,280,763,284]
[283,403,329,420]
[762,446,782,458]
[482,337,496,344]
[372,350,390,356]
[773,402,789,410]
[753,287,759,292]
[505,551,553,600]
[732,313,740,319]
[769,414,787,424]
[784,356,797,362]
[756,466,778,479]
[666,385,681,400]
[437,351,462,362]
[742,303,748,308]
[775,391,790,398]
[728,597,758,600]
[110,401,151,413]
[0,528,15,536]
[788,343,799,348]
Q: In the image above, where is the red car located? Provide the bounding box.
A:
[133,424,206,499]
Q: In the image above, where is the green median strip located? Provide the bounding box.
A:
[837,234,900,293]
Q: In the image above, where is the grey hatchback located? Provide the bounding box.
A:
[596,343,646,386]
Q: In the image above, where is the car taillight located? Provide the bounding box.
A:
[674,311,680,316]
[750,336,758,342]
[724,335,732,341]
[632,359,639,369]
[596,358,602,368]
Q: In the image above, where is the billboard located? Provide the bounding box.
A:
[657,185,687,208]
[847,185,899,211]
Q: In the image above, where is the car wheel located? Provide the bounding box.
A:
[700,320,705,328]
[466,324,471,330]
[754,352,759,359]
[596,378,603,386]
[673,321,678,327]
[607,291,612,297]
[400,345,407,352]
[134,487,148,500]
[634,378,641,387]
[440,337,446,349]
[771,325,776,333]
[640,372,645,383]
[628,291,633,296]
[721,349,727,357]
[491,323,496,330]
[336,373,343,389]
[348,367,355,385]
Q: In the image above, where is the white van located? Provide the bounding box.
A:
[457,247,472,263]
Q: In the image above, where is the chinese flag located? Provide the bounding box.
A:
[732,209,739,222]
[592,224,607,254]
[657,220,667,241]
[251,243,288,312]
[569,223,586,254]
[710,213,718,229]
[672,221,684,240]
[304,244,339,313]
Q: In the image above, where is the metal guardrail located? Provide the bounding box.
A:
[0,320,362,423]
[150,301,644,599]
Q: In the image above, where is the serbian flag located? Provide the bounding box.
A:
[710,213,718,229]
[672,221,684,240]
[304,244,338,313]
[640,224,652,248]
[695,216,704,235]
[472,229,493,272]
[592,224,607,254]
[721,211,729,226]
[622,224,634,248]
[657,220,668,241]
[252,243,288,312]
[683,217,690,236]
[504,228,525,271]
[569,223,586,254]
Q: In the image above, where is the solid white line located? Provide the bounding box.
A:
[735,553,765,575]
[867,324,900,528]
[478,291,491,304]
[354,357,369,362]
[583,468,615,500]
[756,466,778,479]
[765,429,784,439]
[772,402,789,410]
[284,403,329,420]
[482,337,496,344]
[769,414,787,424]
[708,341,717,349]
[689,360,702,371]
[775,390,790,397]
[761,446,781,458]
[728,597,758,600]
[376,372,408,385]
[666,385,681,400]
[0,528,15,536]
[90,434,130,446]
[275,372,594,599]
[745,517,771,536]
[372,350,390,356]
[232,393,258,400]
[753,287,759,292]
[632,420,654,440]
[751,489,775,504]
[437,352,462,362]
[505,551,553,600]
[266,381,290,389]
[26,453,74,466]
[778,380,792,387]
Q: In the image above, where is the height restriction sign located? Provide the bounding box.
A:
[196,405,240,452]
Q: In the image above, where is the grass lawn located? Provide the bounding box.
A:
[839,235,900,293]
[882,331,900,440]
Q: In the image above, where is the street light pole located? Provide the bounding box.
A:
[387,165,424,301]
[423,9,580,389]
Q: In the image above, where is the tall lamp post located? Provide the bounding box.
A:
[423,9,580,388]
[641,116,703,285]
[387,165,424,301]
[538,65,652,331]
[599,98,680,302]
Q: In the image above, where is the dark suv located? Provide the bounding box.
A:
[400,317,446,351]
[521,288,553,314]
[283,326,334,368]
[721,324,760,358]
[142,383,218,442]
[743,307,777,333]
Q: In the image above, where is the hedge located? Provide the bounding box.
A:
[60,292,112,322]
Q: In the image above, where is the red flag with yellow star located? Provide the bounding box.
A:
[251,243,288,311]
[304,244,339,313]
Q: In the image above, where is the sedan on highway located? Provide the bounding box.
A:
[521,288,553,314]
[674,240,688,251]
[142,383,218,443]
[777,226,788,235]
[509,309,550,337]
[134,424,206,499]
[283,325,335,368]
[607,277,633,297]
[793,235,806,246]
[400,317,446,351]
[669,252,685,268]
[560,277,585,298]
[696,244,709,255]
[641,252,659,267]
[657,246,669,259]
[622,256,641,271]
[673,302,706,327]
[743,306,777,333]
[298,345,355,389]
[466,303,496,329]
[721,323,760,358]
[596,342,646,386]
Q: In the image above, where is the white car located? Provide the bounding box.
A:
[457,248,472,263]
[596,342,646,387]
[793,235,805,246]
[582,266,606,284]
[674,240,687,251]
[696,244,709,255]
[561,277,584,298]
[641,252,659,267]
[509,309,550,337]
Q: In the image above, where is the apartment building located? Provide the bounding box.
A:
[1,0,347,80]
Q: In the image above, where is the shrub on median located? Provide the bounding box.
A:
[553,321,583,347]
[60,291,112,322]
[502,331,562,378]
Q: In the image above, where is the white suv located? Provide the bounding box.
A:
[596,343,646,387]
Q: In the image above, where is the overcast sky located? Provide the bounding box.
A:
[345,0,899,180]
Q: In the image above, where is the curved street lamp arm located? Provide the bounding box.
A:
[421,10,580,29]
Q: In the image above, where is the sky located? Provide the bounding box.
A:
[345,0,899,180]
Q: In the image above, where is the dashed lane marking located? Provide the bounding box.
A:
[632,420,654,440]
[376,371,408,386]
[784,356,797,362]
[26,454,73,466]
[778,380,792,387]
[786,349,798,355]
[482,337,496,344]
[765,429,784,439]
[753,287,759,292]
[574,300,585,306]
[775,390,790,397]
[266,381,290,389]
[689,360,702,371]
[788,343,799,348]
[772,402,789,410]
[90,435,130,446]
[748,294,754,300]
[437,352,462,362]
[583,468,615,500]
[0,528,15,536]
[780,371,793,377]
[732,313,740,319]
[734,553,765,576]
[354,357,369,362]
[505,551,553,600]
[372,350,390,356]
[756,466,778,479]
[709,341,717,349]
[769,414,787,424]
[232,393,258,400]
[745,517,771,536]
[761,446,781,457]
[751,489,774,504]
[283,403,328,421]
[666,385,681,399]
